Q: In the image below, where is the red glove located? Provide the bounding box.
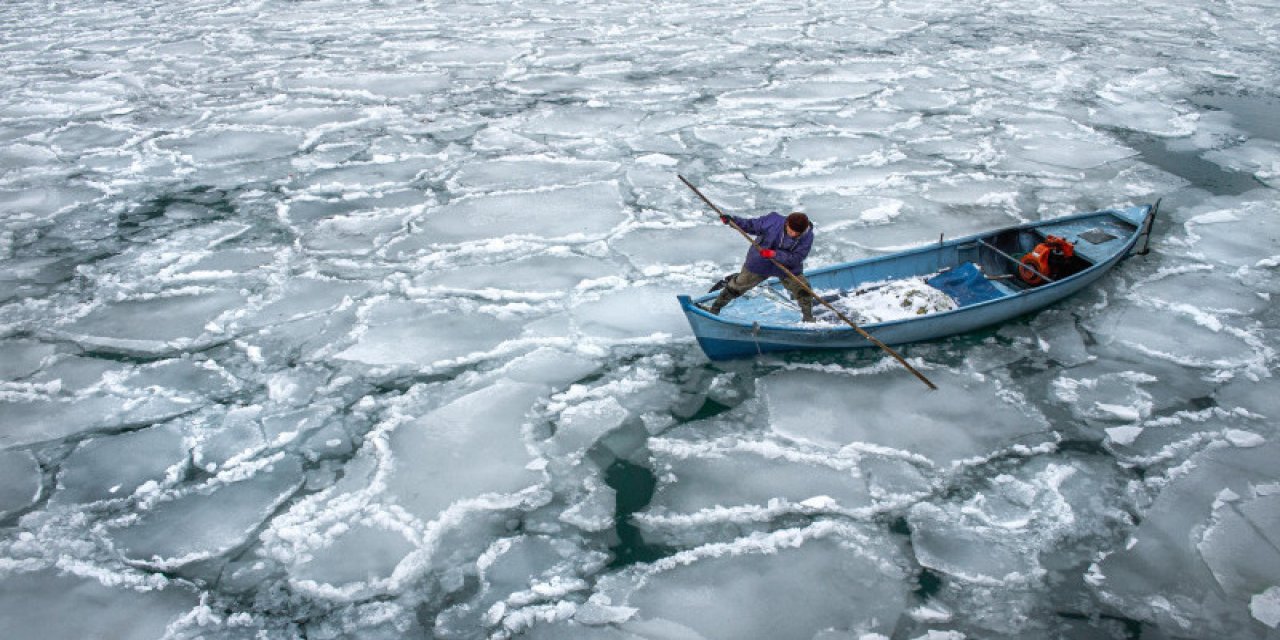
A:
[760,249,776,259]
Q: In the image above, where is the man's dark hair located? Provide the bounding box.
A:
[786,212,810,233]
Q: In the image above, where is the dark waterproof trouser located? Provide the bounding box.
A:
[710,265,815,321]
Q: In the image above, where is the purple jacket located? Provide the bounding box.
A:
[730,212,813,278]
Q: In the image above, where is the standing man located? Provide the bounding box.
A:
[708,211,816,322]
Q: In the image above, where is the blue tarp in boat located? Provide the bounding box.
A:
[926,262,1007,307]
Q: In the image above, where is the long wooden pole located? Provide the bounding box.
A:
[678,175,938,391]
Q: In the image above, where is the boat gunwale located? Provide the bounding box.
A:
[682,206,1149,335]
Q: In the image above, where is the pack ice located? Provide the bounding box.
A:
[2,0,1279,638]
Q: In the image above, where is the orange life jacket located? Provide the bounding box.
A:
[1018,235,1075,285]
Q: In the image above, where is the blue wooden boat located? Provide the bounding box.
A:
[677,203,1158,360]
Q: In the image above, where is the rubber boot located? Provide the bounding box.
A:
[709,288,737,315]
[799,296,815,322]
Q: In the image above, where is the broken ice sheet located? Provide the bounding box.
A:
[55,290,248,356]
[289,522,417,596]
[0,449,41,518]
[239,276,369,330]
[414,254,609,298]
[411,182,627,245]
[1084,299,1263,374]
[108,454,304,570]
[522,522,911,639]
[611,225,737,271]
[1177,201,1280,270]
[1092,440,1280,638]
[435,534,608,638]
[0,339,56,380]
[52,423,187,505]
[547,396,629,457]
[381,382,549,525]
[0,568,198,640]
[1197,493,1280,601]
[570,284,691,340]
[1049,371,1155,427]
[334,300,523,367]
[448,157,619,193]
[0,393,194,450]
[1253,587,1280,629]
[761,367,1053,468]
[635,439,879,546]
[912,456,1129,584]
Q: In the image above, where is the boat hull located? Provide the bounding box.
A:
[678,205,1155,360]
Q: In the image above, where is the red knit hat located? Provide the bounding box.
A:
[786,212,810,233]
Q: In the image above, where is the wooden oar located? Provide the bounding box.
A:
[678,174,938,391]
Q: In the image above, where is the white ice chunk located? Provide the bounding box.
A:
[0,394,192,449]
[1197,494,1280,600]
[559,478,616,533]
[54,424,187,504]
[641,443,871,530]
[243,277,368,329]
[717,81,880,108]
[550,396,629,457]
[571,285,690,340]
[335,301,522,367]
[449,157,618,192]
[1090,90,1197,137]
[413,182,626,245]
[1105,426,1144,446]
[519,106,646,138]
[299,157,443,192]
[1252,587,1280,629]
[0,449,41,517]
[1085,303,1259,372]
[1181,202,1280,269]
[436,535,604,638]
[110,455,304,569]
[1093,440,1280,635]
[59,290,247,355]
[0,569,197,640]
[301,210,413,256]
[761,368,1050,467]
[1204,139,1280,187]
[1031,313,1094,366]
[574,603,638,626]
[416,255,608,295]
[910,502,1037,585]
[285,72,450,98]
[1225,429,1266,448]
[1049,372,1155,426]
[283,73,451,99]
[291,523,417,589]
[611,226,738,270]
[782,135,887,163]
[0,340,56,379]
[1002,133,1136,171]
[155,130,302,165]
[606,523,909,639]
[0,185,103,222]
[25,355,118,392]
[1134,268,1269,316]
[501,348,600,388]
[384,382,546,524]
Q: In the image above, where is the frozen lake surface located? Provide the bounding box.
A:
[1,0,1278,638]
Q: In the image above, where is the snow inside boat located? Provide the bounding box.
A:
[677,204,1157,360]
